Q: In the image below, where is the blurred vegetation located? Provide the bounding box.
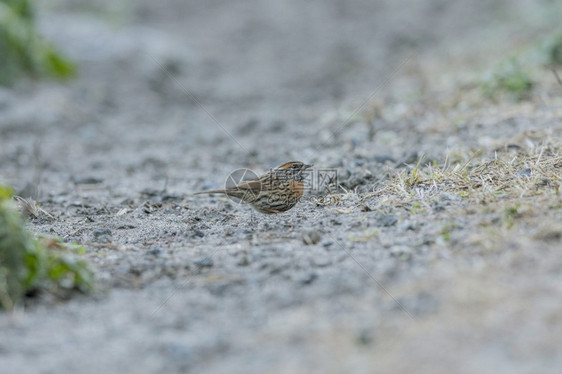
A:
[480,58,534,102]
[478,30,562,102]
[542,31,562,67]
[0,185,94,311]
[0,0,75,86]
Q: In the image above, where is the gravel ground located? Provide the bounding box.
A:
[1,1,562,373]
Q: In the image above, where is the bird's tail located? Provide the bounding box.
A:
[193,190,228,195]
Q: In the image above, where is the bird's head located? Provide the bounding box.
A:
[275,161,312,181]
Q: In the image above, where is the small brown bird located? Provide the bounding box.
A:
[195,161,312,214]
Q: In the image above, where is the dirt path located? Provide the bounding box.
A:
[1,1,562,373]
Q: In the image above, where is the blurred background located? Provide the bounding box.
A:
[0,0,561,187]
[1,0,561,193]
[1,1,562,373]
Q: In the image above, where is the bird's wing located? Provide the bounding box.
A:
[232,179,263,191]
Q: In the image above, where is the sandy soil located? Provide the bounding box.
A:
[1,1,562,373]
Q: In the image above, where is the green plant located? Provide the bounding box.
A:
[480,58,534,101]
[542,31,562,66]
[409,201,426,214]
[403,156,425,187]
[439,221,456,241]
[0,185,93,310]
[502,204,520,229]
[0,0,76,85]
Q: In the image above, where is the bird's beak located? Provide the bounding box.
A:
[304,164,313,169]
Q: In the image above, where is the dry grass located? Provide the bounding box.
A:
[364,137,561,210]
[13,195,55,220]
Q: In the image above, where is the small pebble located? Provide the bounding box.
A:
[296,271,317,285]
[148,247,162,256]
[439,192,461,202]
[433,203,445,212]
[92,227,112,238]
[194,257,213,268]
[73,176,103,185]
[377,214,398,227]
[312,257,332,267]
[536,178,549,187]
[517,168,532,178]
[237,255,250,266]
[302,230,322,245]
[192,230,205,238]
[390,245,413,261]
[398,220,416,231]
[356,329,375,346]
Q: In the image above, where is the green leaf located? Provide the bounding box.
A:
[0,185,14,201]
